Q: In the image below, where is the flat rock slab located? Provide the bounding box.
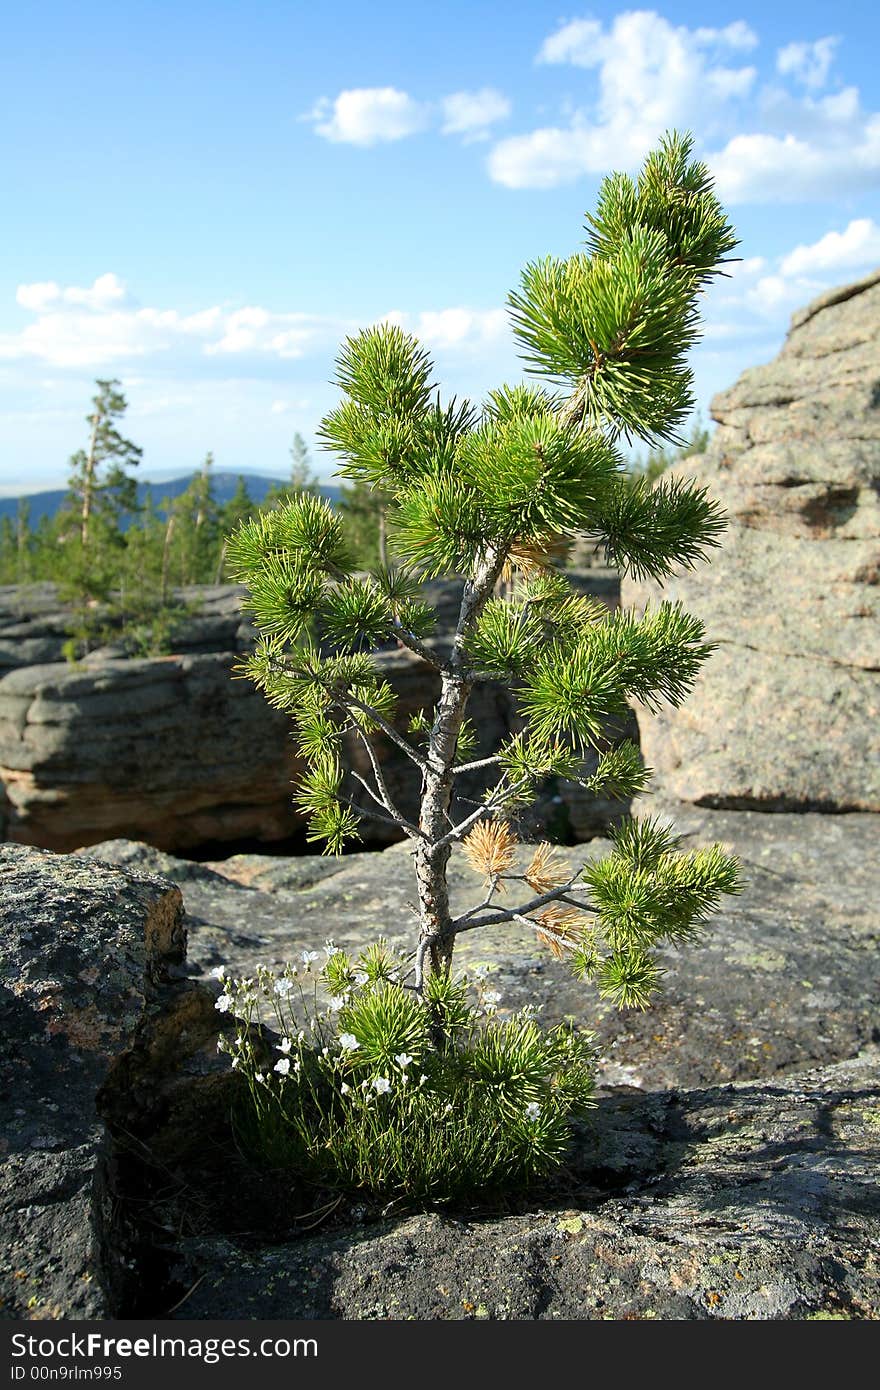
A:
[171,1050,880,1320]
[85,803,880,1092]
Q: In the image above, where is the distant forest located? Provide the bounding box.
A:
[0,378,707,658]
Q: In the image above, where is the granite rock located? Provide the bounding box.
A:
[171,1050,880,1320]
[622,268,880,811]
[84,802,880,1093]
[0,843,219,1320]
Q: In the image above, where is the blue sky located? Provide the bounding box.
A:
[1,0,878,492]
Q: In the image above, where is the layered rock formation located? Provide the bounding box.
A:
[622,268,880,811]
[0,573,625,853]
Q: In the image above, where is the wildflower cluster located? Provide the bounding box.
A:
[214,942,595,1203]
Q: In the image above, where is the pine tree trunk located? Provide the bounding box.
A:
[377,507,388,569]
[80,412,100,548]
[415,548,504,990]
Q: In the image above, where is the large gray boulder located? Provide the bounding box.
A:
[622,268,880,811]
[0,843,220,1320]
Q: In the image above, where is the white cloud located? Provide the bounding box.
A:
[0,276,353,369]
[536,17,605,67]
[489,11,879,204]
[0,276,511,378]
[378,306,508,355]
[699,216,880,352]
[693,21,760,51]
[492,11,758,188]
[779,218,880,276]
[710,118,880,202]
[440,89,510,142]
[777,36,838,90]
[16,272,127,314]
[309,88,429,146]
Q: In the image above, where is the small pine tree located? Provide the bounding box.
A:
[227,132,742,1010]
[63,378,142,553]
[264,432,321,511]
[160,452,222,592]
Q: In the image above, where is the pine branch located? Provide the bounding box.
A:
[453,754,502,776]
[449,879,595,937]
[430,775,531,852]
[327,691,430,772]
[350,726,421,835]
[391,617,451,673]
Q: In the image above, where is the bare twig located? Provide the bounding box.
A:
[391,620,451,673]
[449,877,596,937]
[452,754,502,776]
[349,770,422,838]
[431,775,531,852]
[339,793,418,835]
[352,725,413,826]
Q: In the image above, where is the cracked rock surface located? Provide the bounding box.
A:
[85,803,880,1092]
[0,843,219,1320]
[171,1050,880,1320]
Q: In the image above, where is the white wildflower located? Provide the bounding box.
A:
[327,995,346,1013]
[324,941,341,958]
[340,1082,351,1095]
[394,1053,414,1070]
[339,1032,360,1052]
[353,971,369,986]
[209,965,226,980]
[274,978,294,997]
[524,1101,541,1122]
[373,1076,391,1095]
[274,1058,291,1076]
[483,990,502,1006]
[277,1038,292,1054]
[214,994,233,1013]
[301,950,320,967]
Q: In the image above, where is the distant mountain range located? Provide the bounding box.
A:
[0,473,343,526]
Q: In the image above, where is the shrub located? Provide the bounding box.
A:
[216,946,595,1203]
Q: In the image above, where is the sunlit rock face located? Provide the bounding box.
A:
[623,268,880,813]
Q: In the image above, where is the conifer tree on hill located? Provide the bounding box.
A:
[227,131,742,1009]
[65,378,142,552]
